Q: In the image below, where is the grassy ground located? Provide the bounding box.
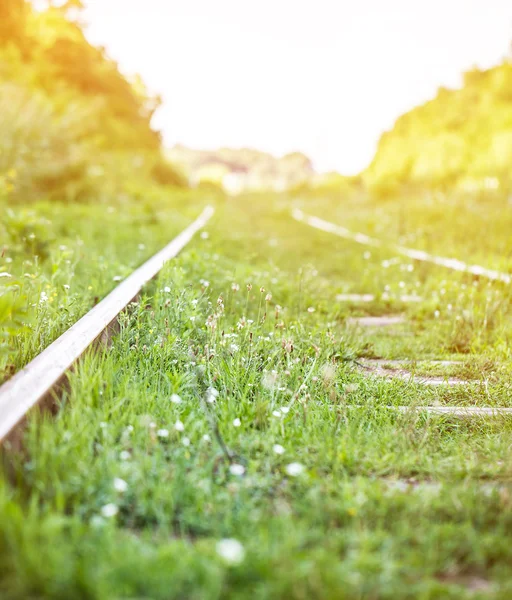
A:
[0,190,210,383]
[298,188,512,271]
[1,192,512,598]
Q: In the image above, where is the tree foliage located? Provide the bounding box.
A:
[364,61,512,196]
[0,0,183,203]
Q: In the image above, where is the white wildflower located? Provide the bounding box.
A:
[233,418,241,427]
[273,444,285,455]
[101,503,119,518]
[170,393,182,404]
[206,387,219,404]
[216,539,245,565]
[120,450,131,461]
[175,420,184,432]
[285,462,305,477]
[157,429,169,438]
[229,463,245,476]
[113,478,128,493]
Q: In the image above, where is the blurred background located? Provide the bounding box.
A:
[1,0,512,201]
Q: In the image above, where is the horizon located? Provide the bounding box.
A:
[80,1,512,175]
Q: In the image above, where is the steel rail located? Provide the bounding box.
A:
[292,208,511,284]
[0,205,214,444]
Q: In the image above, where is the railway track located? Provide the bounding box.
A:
[0,205,214,446]
[2,198,512,596]
[291,206,512,418]
[292,208,512,284]
[1,202,511,452]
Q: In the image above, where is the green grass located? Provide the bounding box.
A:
[0,190,210,382]
[298,188,512,271]
[1,192,512,598]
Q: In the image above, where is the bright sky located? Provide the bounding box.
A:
[82,0,512,174]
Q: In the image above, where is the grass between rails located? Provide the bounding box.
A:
[1,193,512,598]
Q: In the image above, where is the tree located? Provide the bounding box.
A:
[0,0,28,49]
